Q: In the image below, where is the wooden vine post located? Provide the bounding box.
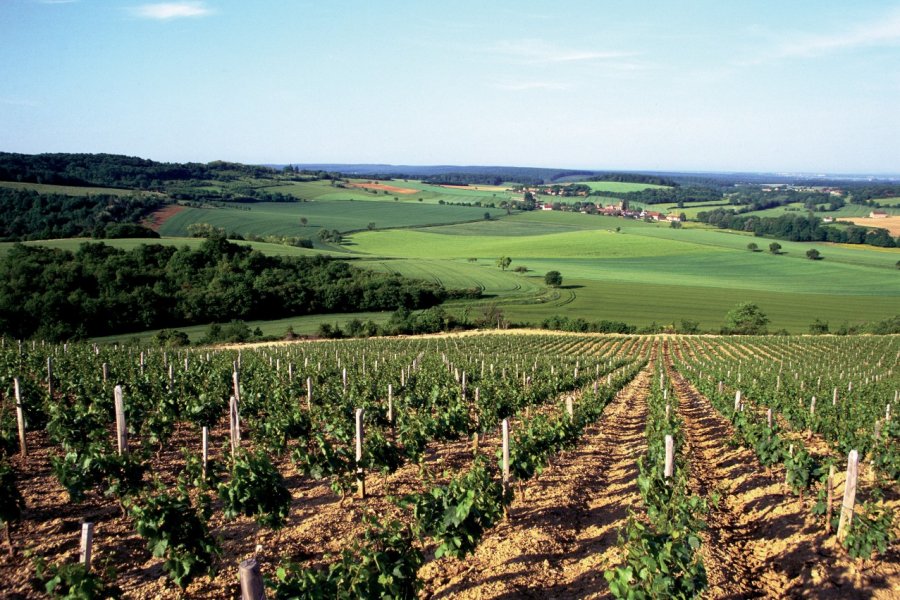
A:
[229,395,240,457]
[306,377,312,411]
[387,384,393,424]
[355,408,365,499]
[837,450,859,543]
[734,390,741,413]
[239,557,265,600]
[202,426,209,480]
[566,395,573,418]
[14,377,26,457]
[47,357,53,399]
[114,385,127,454]
[664,434,674,479]
[502,418,510,516]
[825,465,836,533]
[80,522,94,571]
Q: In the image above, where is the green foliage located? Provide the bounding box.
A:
[769,242,782,254]
[544,270,563,287]
[605,515,707,600]
[403,456,506,559]
[496,256,511,271]
[218,449,291,529]
[32,557,120,599]
[129,489,218,588]
[0,457,24,526]
[292,428,355,497]
[806,248,822,260]
[722,302,769,335]
[840,500,897,559]
[0,238,453,340]
[268,518,422,599]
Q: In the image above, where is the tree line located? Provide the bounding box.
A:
[697,209,898,247]
[0,188,162,241]
[0,235,476,341]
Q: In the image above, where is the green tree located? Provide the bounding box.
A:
[497,256,511,271]
[723,302,769,335]
[299,217,308,226]
[809,319,829,334]
[806,248,821,260]
[670,220,683,229]
[544,270,563,287]
[747,242,759,252]
[769,242,782,254]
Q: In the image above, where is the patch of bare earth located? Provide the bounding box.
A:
[665,347,900,599]
[419,363,652,599]
[142,203,186,231]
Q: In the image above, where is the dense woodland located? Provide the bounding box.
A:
[696,209,898,247]
[0,236,469,340]
[0,188,162,241]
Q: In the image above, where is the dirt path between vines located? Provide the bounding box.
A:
[665,347,900,599]
[419,361,653,598]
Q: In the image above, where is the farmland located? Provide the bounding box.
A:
[0,333,896,598]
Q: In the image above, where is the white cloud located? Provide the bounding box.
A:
[744,10,900,64]
[133,2,212,20]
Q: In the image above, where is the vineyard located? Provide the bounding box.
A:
[0,333,897,598]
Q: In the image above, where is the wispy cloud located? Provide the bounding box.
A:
[743,10,900,65]
[35,0,79,4]
[492,39,636,64]
[0,97,39,107]
[132,2,213,20]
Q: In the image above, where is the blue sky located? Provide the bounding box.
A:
[1,0,899,173]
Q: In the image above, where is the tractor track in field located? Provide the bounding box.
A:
[665,344,900,599]
[420,353,654,599]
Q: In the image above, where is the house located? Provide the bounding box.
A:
[822,216,835,223]
[541,203,554,211]
[640,210,663,221]
[666,214,682,222]
[870,210,888,218]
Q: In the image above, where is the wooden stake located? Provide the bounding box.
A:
[566,396,573,418]
[825,465,835,533]
[202,426,209,480]
[47,357,53,398]
[766,408,772,429]
[114,385,127,454]
[229,395,240,457]
[734,390,741,412]
[80,522,94,571]
[502,419,510,508]
[13,377,26,457]
[239,558,265,600]
[355,408,365,499]
[101,363,108,383]
[387,384,393,424]
[837,450,859,543]
[306,377,312,411]
[664,435,674,478]
[232,371,241,403]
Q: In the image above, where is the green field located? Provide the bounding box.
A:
[157,200,506,239]
[265,178,518,206]
[0,181,142,196]
[575,181,670,193]
[0,237,334,258]
[344,210,899,332]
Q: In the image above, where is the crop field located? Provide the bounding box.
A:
[344,210,899,331]
[0,237,334,258]
[0,334,896,598]
[575,181,670,193]
[264,178,519,206]
[0,181,141,197]
[156,200,505,238]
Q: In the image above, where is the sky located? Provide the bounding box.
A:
[1,0,899,174]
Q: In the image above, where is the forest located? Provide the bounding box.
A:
[0,235,470,341]
[696,209,898,247]
[0,188,162,241]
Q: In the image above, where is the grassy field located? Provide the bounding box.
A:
[92,310,395,345]
[157,200,506,238]
[345,210,899,332]
[265,178,518,205]
[0,237,335,258]
[576,181,670,193]
[0,181,143,196]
